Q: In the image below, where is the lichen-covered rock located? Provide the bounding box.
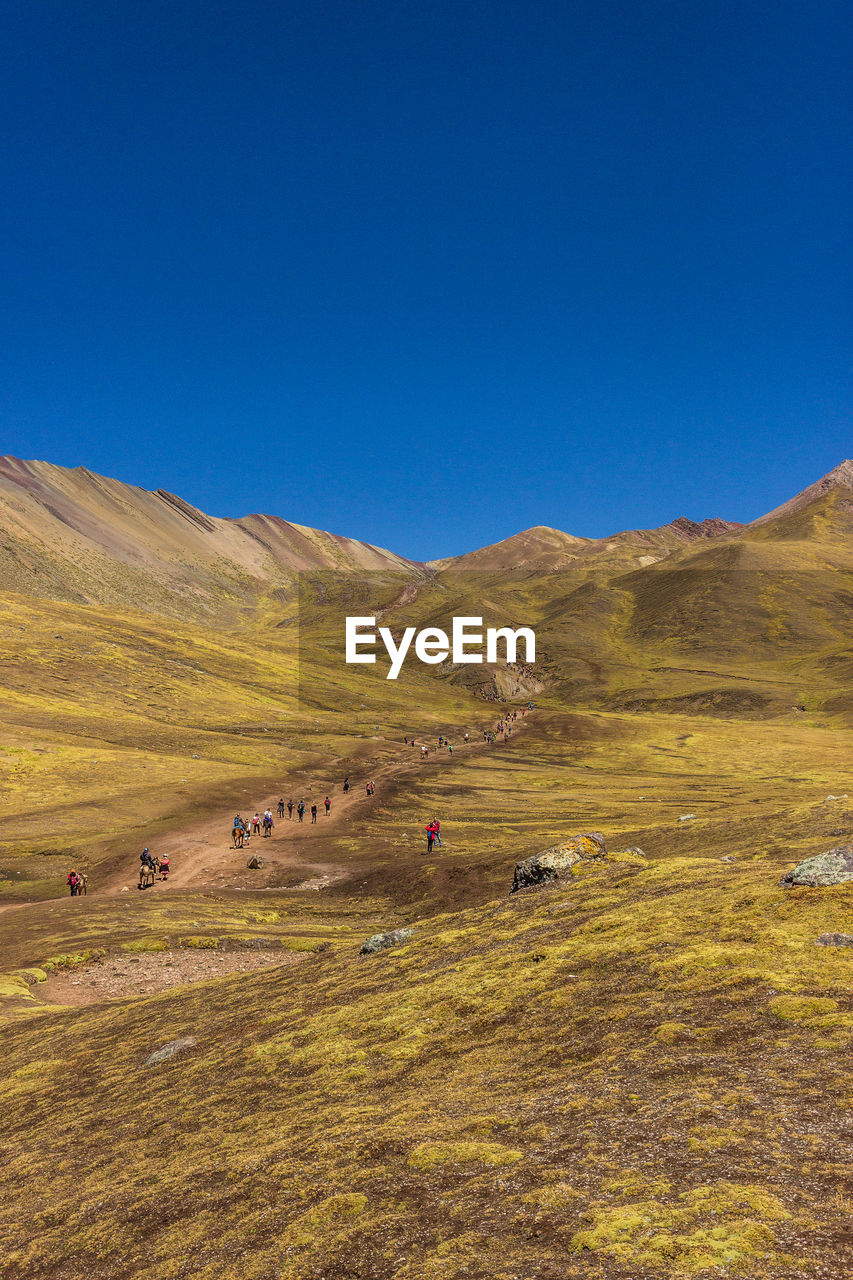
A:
[511,832,606,893]
[817,932,853,947]
[780,846,853,888]
[143,1037,197,1067]
[359,928,415,956]
[246,856,265,869]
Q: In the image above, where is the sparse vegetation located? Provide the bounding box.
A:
[0,466,852,1276]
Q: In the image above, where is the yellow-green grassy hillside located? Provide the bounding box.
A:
[1,464,852,1278]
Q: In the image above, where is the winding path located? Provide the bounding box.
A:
[1,709,537,912]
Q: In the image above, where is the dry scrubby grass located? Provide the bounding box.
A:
[1,844,851,1278]
[0,571,852,1278]
[1,710,851,1278]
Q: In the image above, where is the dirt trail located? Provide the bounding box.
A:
[120,711,535,894]
[4,709,537,911]
[40,946,309,1007]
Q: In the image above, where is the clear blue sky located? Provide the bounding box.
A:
[1,0,850,559]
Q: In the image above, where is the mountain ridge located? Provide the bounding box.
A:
[1,456,851,609]
[749,458,853,525]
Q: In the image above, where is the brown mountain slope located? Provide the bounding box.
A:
[431,514,744,574]
[749,458,853,526]
[743,475,853,550]
[2,455,851,623]
[432,463,850,573]
[428,525,592,572]
[431,462,853,574]
[0,457,422,619]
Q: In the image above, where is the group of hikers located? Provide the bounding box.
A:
[483,707,525,743]
[404,707,529,757]
[275,795,333,823]
[233,808,277,839]
[96,699,533,898]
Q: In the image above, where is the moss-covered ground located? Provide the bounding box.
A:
[0,571,851,1278]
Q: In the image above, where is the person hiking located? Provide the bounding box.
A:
[448,742,453,755]
[432,818,442,848]
[277,798,285,819]
[311,803,318,824]
[297,800,305,822]
[324,795,331,815]
[287,800,294,819]
[67,869,80,897]
[252,813,261,835]
[343,778,349,793]
[425,823,435,854]
[263,810,274,836]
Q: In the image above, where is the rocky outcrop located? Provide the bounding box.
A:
[246,855,265,869]
[816,933,853,947]
[668,516,745,540]
[359,928,415,956]
[511,833,606,893]
[780,847,853,888]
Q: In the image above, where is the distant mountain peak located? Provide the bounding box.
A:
[751,460,853,525]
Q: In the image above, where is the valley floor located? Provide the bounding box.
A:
[1,704,851,1280]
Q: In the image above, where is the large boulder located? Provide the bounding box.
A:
[780,846,853,888]
[511,833,606,893]
[360,928,415,956]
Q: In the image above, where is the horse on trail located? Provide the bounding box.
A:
[232,824,245,849]
[138,862,156,890]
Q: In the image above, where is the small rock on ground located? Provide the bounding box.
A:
[144,1037,197,1067]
